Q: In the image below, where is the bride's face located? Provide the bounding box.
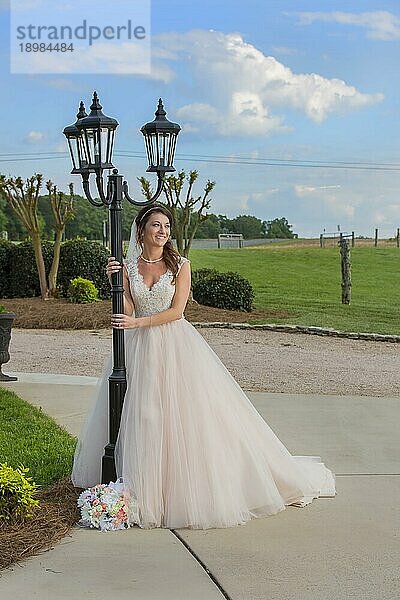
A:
[143,212,171,248]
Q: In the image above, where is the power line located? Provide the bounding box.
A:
[0,149,399,172]
[116,152,400,172]
[118,150,400,168]
[0,156,67,163]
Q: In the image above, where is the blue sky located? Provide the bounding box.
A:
[0,0,399,237]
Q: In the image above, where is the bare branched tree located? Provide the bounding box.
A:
[139,169,216,257]
[0,174,49,299]
[0,174,75,299]
[46,181,75,296]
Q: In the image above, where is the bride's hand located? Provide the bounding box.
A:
[111,313,138,329]
[106,256,121,282]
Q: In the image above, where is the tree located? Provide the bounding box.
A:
[194,213,222,238]
[266,217,296,239]
[139,170,216,256]
[0,174,76,299]
[0,196,8,233]
[225,215,267,239]
[0,174,49,299]
[63,194,107,240]
[45,181,75,296]
[0,197,28,240]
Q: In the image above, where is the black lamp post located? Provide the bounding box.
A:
[63,92,180,483]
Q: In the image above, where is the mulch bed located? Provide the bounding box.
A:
[1,297,292,329]
[0,477,81,571]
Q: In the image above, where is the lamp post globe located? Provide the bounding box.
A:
[76,91,119,172]
[141,98,181,173]
[63,92,180,484]
[63,101,88,175]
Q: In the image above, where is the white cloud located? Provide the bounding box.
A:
[272,46,298,56]
[295,185,318,196]
[296,11,400,41]
[176,95,286,136]
[295,184,341,196]
[153,30,383,136]
[372,204,400,226]
[294,182,356,218]
[26,130,46,143]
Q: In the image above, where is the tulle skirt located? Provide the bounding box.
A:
[72,318,336,530]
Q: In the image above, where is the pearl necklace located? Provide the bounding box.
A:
[140,254,164,264]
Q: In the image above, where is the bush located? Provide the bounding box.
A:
[58,239,110,300]
[0,240,13,298]
[0,463,39,520]
[8,239,54,298]
[191,267,219,288]
[0,239,54,299]
[192,270,255,312]
[68,277,100,304]
[0,238,110,299]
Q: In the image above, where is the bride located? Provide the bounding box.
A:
[72,204,336,530]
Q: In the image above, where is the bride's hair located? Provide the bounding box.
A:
[135,205,181,283]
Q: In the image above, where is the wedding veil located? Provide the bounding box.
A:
[125,205,165,263]
[125,219,141,264]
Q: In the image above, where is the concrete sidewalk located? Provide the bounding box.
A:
[0,373,399,600]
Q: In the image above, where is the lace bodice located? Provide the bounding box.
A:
[124,256,189,318]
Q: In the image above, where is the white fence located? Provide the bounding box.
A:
[181,238,287,249]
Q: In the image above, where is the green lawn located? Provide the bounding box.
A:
[189,244,400,335]
[0,387,76,487]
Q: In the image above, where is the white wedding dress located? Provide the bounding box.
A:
[72,255,336,530]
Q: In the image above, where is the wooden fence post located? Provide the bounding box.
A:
[396,228,399,248]
[339,238,351,304]
[375,228,378,247]
[352,231,355,247]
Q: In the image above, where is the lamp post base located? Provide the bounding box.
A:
[102,443,118,484]
[0,369,18,382]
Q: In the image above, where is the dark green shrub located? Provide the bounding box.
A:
[8,240,54,298]
[58,239,110,300]
[68,277,100,304]
[192,270,255,312]
[191,267,219,288]
[0,240,13,298]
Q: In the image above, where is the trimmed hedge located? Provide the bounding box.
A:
[8,240,54,298]
[0,240,13,298]
[191,267,219,288]
[192,270,255,312]
[57,239,110,300]
[0,239,110,299]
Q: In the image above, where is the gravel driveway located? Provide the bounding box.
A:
[5,326,400,397]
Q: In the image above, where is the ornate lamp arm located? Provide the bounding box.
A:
[95,172,114,206]
[82,172,104,207]
[82,171,114,206]
[122,173,164,206]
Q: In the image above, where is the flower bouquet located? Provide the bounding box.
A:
[77,479,139,532]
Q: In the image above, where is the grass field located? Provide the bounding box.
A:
[0,387,76,487]
[189,244,400,335]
